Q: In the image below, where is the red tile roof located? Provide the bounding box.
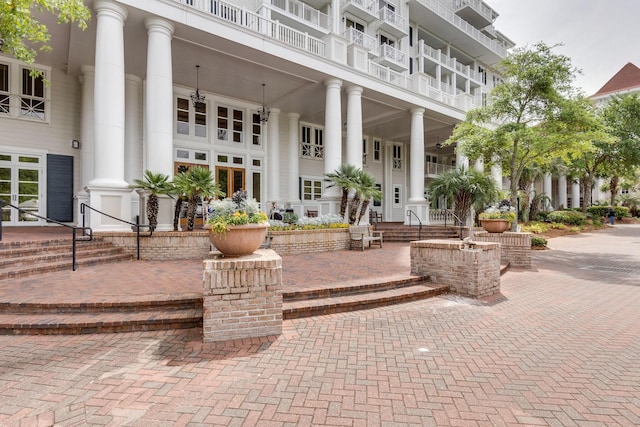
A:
[592,62,640,97]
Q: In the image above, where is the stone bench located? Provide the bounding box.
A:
[349,225,383,251]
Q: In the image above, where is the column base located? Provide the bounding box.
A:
[85,185,133,232]
[404,202,430,225]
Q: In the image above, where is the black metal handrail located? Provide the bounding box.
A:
[80,203,153,260]
[0,200,93,271]
[406,209,423,240]
[443,209,465,240]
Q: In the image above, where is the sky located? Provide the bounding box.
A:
[485,0,640,96]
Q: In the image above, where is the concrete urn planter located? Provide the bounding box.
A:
[479,219,511,233]
[206,223,269,257]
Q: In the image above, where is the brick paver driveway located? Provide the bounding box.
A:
[1,225,639,426]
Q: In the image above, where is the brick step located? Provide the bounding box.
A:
[283,281,448,319]
[0,308,203,335]
[0,245,130,269]
[0,236,92,250]
[0,253,135,280]
[0,240,112,259]
[0,294,202,314]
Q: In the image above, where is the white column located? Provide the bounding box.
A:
[491,156,502,190]
[345,85,363,170]
[571,180,580,208]
[456,148,469,170]
[79,66,95,188]
[557,175,568,209]
[90,0,128,188]
[288,113,301,205]
[409,108,425,203]
[322,79,342,200]
[543,173,553,210]
[474,158,484,172]
[267,108,281,202]
[125,74,142,184]
[144,17,174,177]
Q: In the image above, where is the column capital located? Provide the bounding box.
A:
[269,108,281,117]
[346,85,363,95]
[144,16,175,36]
[94,0,128,22]
[410,107,425,116]
[324,78,342,89]
[288,112,300,120]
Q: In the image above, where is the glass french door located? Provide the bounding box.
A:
[0,152,44,225]
[216,167,245,198]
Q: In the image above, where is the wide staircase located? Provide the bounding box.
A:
[373,222,462,241]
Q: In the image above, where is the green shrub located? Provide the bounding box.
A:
[531,236,547,248]
[587,205,630,219]
[535,211,552,222]
[547,210,586,226]
[548,222,567,230]
[521,222,548,234]
[282,212,298,224]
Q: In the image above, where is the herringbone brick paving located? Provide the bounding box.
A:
[1,225,639,425]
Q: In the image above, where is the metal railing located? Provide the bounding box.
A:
[406,209,422,240]
[80,203,152,261]
[0,200,93,271]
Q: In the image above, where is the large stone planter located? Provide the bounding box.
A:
[480,219,511,233]
[206,223,269,257]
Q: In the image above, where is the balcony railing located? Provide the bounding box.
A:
[176,0,325,57]
[343,27,378,54]
[414,0,507,57]
[369,61,408,88]
[378,7,407,32]
[270,0,331,31]
[452,0,496,24]
[417,40,482,82]
[342,0,378,15]
[379,43,407,68]
[426,162,453,175]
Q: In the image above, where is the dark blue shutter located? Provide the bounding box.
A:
[47,154,74,222]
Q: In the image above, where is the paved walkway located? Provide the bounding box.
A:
[1,225,640,426]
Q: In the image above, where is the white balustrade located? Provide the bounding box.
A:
[343,27,378,53]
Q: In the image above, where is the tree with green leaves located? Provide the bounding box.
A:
[325,164,360,219]
[129,170,171,231]
[446,42,600,229]
[172,167,223,231]
[0,0,90,66]
[352,170,382,225]
[428,167,498,225]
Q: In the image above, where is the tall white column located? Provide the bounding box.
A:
[322,79,342,199]
[288,113,301,204]
[543,173,553,210]
[267,108,281,202]
[571,180,580,208]
[456,149,469,170]
[144,17,174,177]
[345,85,363,170]
[79,66,95,188]
[557,175,567,209]
[125,74,142,184]
[90,0,128,188]
[474,158,484,172]
[409,108,425,203]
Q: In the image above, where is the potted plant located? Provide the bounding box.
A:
[204,190,269,257]
[479,200,516,233]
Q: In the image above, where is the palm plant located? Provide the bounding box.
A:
[129,170,171,231]
[354,171,382,225]
[172,167,223,231]
[428,167,498,225]
[325,164,360,218]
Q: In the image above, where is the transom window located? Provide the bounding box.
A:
[175,97,207,138]
[300,124,324,159]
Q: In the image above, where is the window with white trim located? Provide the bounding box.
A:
[373,139,381,162]
[300,124,324,159]
[217,105,244,143]
[0,60,50,122]
[393,185,401,206]
[393,143,403,170]
[252,113,262,146]
[175,97,207,138]
[301,177,323,201]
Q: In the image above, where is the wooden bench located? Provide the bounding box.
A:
[349,225,383,251]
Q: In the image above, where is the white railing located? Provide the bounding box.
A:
[342,0,378,15]
[343,27,378,53]
[378,7,407,32]
[452,0,496,24]
[414,0,507,57]
[418,40,482,82]
[429,208,459,225]
[426,162,453,175]
[379,43,407,68]
[368,61,408,88]
[270,0,331,30]
[175,0,325,57]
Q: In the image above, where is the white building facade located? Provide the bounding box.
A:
[0,0,513,231]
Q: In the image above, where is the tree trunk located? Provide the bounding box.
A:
[357,199,371,225]
[340,189,349,217]
[147,194,158,231]
[186,197,198,231]
[609,176,619,206]
[173,197,184,231]
[349,194,361,224]
[580,177,592,213]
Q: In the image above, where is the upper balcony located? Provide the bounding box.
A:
[452,0,497,29]
[341,0,379,23]
[266,0,332,38]
[374,7,408,38]
[343,27,379,56]
[407,0,508,64]
[375,43,408,71]
[416,40,483,85]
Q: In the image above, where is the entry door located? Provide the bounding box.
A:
[216,167,245,198]
[0,153,44,225]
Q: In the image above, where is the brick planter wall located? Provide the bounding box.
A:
[411,239,501,298]
[473,231,531,269]
[202,249,282,343]
[268,228,350,255]
[97,231,210,260]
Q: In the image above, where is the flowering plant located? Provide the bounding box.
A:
[479,200,516,222]
[206,190,269,235]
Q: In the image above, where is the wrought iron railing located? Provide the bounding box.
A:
[406,209,422,240]
[0,200,92,271]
